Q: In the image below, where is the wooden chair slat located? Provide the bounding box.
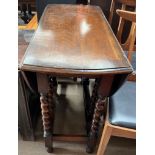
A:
[116,4,126,42]
[116,9,136,22]
[108,0,115,25]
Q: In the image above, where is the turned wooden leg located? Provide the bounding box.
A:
[90,79,99,112]
[86,75,114,153]
[83,79,91,134]
[40,92,54,153]
[73,77,77,82]
[86,96,106,153]
[48,77,55,127]
[51,77,57,95]
[82,78,90,85]
[40,93,53,153]
[87,79,99,132]
[40,76,55,153]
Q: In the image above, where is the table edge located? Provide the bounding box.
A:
[19,64,133,77]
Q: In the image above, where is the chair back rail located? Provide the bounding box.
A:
[117,10,136,59]
[108,0,136,43]
[109,0,136,24]
[116,9,136,81]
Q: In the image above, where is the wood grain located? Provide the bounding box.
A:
[18,30,35,67]
[21,4,132,75]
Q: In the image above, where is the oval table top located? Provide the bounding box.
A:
[20,4,132,76]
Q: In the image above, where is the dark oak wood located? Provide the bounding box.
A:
[86,74,115,153]
[20,4,132,153]
[37,73,55,152]
[88,79,99,130]
[18,30,35,67]
[21,4,132,75]
[83,81,91,134]
[86,96,106,153]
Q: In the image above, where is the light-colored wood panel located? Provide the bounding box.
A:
[112,125,136,139]
[18,14,38,30]
[97,121,112,155]
[116,9,136,22]
[18,25,27,30]
[26,14,38,29]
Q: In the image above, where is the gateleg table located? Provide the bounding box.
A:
[20,4,132,153]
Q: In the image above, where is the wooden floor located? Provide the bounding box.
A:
[18,14,38,30]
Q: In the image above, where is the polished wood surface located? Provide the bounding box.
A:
[18,30,35,67]
[20,4,133,153]
[19,45,28,66]
[21,4,132,75]
[18,31,29,66]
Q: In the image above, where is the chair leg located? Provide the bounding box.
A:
[97,122,112,155]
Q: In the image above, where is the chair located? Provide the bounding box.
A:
[97,9,136,155]
[109,0,136,50]
[117,9,136,75]
[109,0,136,77]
